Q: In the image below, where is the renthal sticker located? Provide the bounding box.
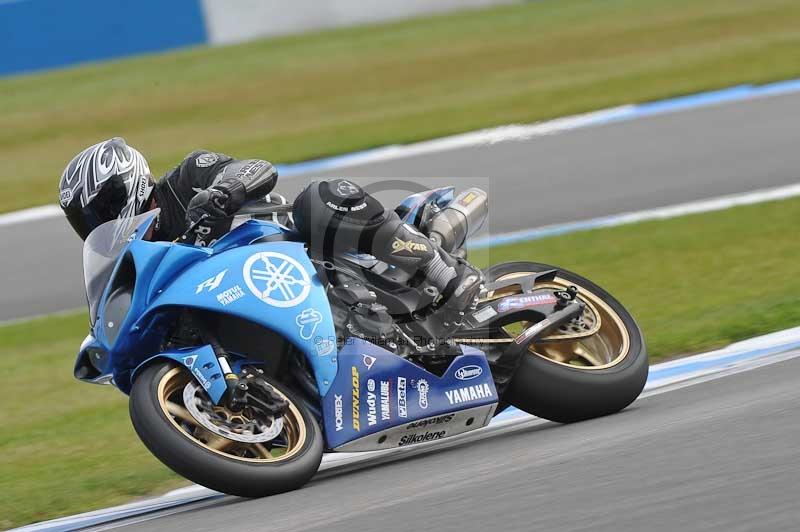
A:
[295,308,323,340]
[398,430,446,447]
[406,414,454,430]
[315,338,335,357]
[334,394,344,432]
[445,383,493,405]
[216,285,244,306]
[196,270,227,294]
[454,365,483,381]
[351,366,360,431]
[366,379,378,427]
[397,377,408,418]
[498,293,558,313]
[196,153,219,168]
[472,305,498,323]
[380,380,391,421]
[417,379,429,409]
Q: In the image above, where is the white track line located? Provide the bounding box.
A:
[2,180,797,327]
[66,346,800,532]
[6,76,800,229]
[0,205,61,227]
[0,106,630,229]
[469,182,800,248]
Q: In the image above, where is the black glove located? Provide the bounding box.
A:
[186,180,246,224]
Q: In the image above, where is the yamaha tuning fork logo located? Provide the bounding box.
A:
[243,252,311,308]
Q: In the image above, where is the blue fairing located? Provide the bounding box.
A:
[323,338,497,449]
[79,196,499,451]
[85,219,337,397]
[148,240,338,394]
[155,345,228,404]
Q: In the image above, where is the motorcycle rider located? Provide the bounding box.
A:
[58,137,482,310]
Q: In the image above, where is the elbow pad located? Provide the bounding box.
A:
[215,159,278,199]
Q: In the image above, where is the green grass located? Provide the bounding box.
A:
[0,313,185,530]
[470,196,800,359]
[2,0,800,212]
[3,196,799,528]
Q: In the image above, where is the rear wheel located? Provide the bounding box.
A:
[481,262,648,423]
[129,361,323,497]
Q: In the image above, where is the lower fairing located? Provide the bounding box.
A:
[334,403,496,452]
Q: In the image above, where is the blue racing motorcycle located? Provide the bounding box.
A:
[74,187,647,496]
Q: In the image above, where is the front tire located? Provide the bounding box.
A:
[129,361,323,497]
[486,262,648,423]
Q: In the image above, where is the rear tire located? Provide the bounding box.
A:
[488,262,648,423]
[130,361,323,497]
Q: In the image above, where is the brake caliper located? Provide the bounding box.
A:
[227,370,290,418]
[554,285,579,308]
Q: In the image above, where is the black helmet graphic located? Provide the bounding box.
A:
[59,137,153,240]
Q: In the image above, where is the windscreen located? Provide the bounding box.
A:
[82,209,159,325]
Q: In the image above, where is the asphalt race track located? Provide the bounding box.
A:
[2,91,799,321]
[6,91,800,532]
[94,355,800,532]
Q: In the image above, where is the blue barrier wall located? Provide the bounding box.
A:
[0,0,208,76]
[0,0,520,77]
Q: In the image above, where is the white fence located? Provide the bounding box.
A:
[201,0,521,45]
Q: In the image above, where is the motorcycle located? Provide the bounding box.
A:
[74,186,647,496]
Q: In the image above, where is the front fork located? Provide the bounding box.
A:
[204,331,241,401]
[205,328,289,417]
[216,353,243,401]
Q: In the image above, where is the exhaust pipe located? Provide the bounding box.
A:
[426,188,488,253]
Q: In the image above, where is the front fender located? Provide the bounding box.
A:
[131,345,228,404]
[139,241,338,396]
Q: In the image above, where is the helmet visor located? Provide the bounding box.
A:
[65,175,128,240]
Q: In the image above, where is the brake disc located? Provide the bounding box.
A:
[182,381,284,443]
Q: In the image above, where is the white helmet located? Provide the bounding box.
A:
[59,137,153,240]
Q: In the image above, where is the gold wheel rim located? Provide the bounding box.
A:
[157,367,308,463]
[489,272,630,370]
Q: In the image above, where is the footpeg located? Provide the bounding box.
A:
[442,262,483,312]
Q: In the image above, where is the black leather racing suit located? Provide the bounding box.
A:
[293,179,465,295]
[151,150,279,245]
[151,154,477,304]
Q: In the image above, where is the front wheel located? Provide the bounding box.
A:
[483,262,648,423]
[129,361,323,497]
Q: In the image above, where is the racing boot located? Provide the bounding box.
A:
[372,216,481,312]
[432,252,483,313]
